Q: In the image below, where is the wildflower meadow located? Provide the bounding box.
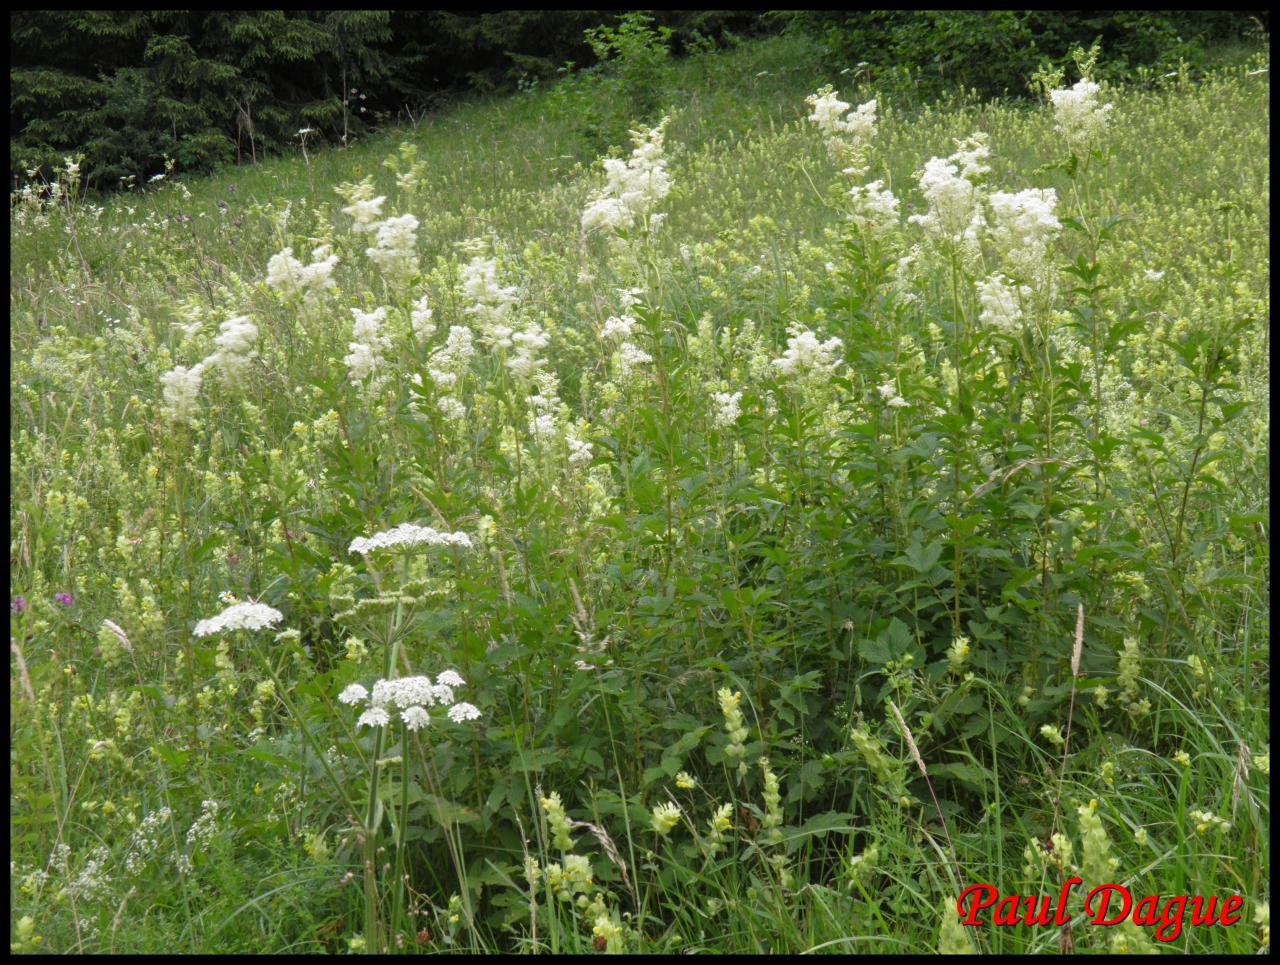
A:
[9,25,1270,955]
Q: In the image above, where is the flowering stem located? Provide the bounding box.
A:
[252,638,348,807]
[390,722,413,948]
[363,723,385,953]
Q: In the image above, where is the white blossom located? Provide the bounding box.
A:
[160,362,205,424]
[357,707,390,728]
[447,702,481,723]
[600,314,636,340]
[193,601,284,637]
[806,87,877,166]
[711,390,743,428]
[976,272,1032,334]
[343,195,385,233]
[616,341,652,377]
[1049,78,1113,149]
[401,705,430,730]
[206,315,259,382]
[366,213,419,280]
[437,396,466,421]
[772,328,844,384]
[344,306,391,394]
[348,522,473,555]
[987,188,1060,273]
[265,245,339,300]
[907,134,989,248]
[581,118,671,233]
[339,683,369,705]
[847,179,900,235]
[410,294,435,339]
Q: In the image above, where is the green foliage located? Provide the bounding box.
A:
[8,31,1270,956]
[804,10,1266,100]
[9,11,775,190]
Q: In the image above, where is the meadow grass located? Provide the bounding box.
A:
[9,32,1270,954]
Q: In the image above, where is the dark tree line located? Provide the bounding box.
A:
[10,10,1263,192]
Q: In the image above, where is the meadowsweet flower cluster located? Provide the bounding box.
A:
[847,179,900,236]
[461,254,519,336]
[806,86,877,170]
[365,213,420,281]
[160,309,265,421]
[337,177,386,233]
[425,323,477,419]
[877,379,909,409]
[344,306,392,396]
[711,390,743,428]
[907,133,990,249]
[160,363,205,425]
[458,252,548,379]
[410,293,435,340]
[264,244,339,300]
[1049,77,1113,149]
[976,273,1032,334]
[772,326,843,391]
[987,188,1061,268]
[207,315,259,383]
[581,117,671,233]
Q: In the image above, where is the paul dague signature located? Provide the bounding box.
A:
[957,879,1244,943]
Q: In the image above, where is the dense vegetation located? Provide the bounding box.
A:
[9,23,1271,956]
[10,10,1265,188]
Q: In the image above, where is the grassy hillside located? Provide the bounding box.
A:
[9,32,1270,954]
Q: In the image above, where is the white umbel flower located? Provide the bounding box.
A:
[357,707,390,728]
[348,522,473,555]
[447,702,481,723]
[437,670,465,687]
[338,684,369,705]
[193,601,284,637]
[401,705,430,731]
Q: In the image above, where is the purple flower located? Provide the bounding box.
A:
[11,596,25,614]
[55,592,74,606]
